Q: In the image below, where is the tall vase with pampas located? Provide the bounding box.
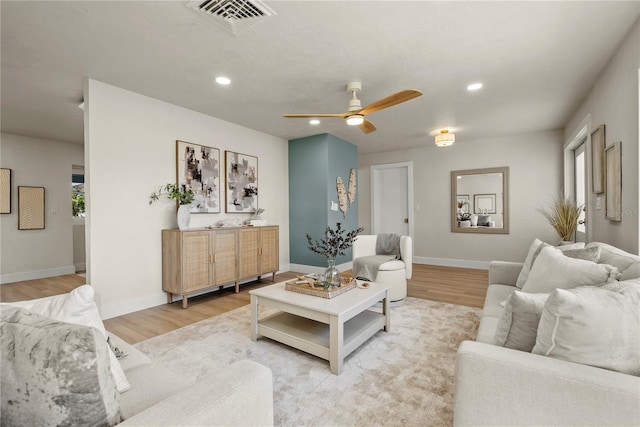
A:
[538,196,583,244]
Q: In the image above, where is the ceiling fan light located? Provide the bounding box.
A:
[346,114,364,126]
[435,130,455,147]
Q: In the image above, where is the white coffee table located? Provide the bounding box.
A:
[250,281,390,374]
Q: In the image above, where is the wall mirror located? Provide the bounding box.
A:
[451,167,509,234]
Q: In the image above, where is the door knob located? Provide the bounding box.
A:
[404,218,409,224]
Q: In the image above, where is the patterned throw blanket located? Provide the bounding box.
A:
[353,234,401,280]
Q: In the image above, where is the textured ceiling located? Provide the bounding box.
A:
[1,1,638,154]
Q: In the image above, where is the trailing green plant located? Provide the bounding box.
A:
[538,195,583,242]
[149,183,195,206]
[306,222,365,259]
[72,193,85,217]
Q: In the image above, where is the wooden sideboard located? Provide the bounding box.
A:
[162,225,279,308]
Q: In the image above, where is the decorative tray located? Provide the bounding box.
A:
[285,277,356,299]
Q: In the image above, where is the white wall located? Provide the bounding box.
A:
[564,19,639,254]
[358,130,563,265]
[85,80,289,319]
[0,133,84,282]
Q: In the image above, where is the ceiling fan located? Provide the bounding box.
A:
[283,82,422,134]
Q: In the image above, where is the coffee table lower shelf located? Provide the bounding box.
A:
[258,310,385,364]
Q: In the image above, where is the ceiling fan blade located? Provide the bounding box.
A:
[282,113,349,118]
[359,90,423,116]
[359,119,377,134]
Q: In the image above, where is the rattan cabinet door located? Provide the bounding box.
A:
[213,229,237,285]
[181,231,214,293]
[259,226,279,274]
[238,228,260,279]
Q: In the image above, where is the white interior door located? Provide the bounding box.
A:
[575,141,587,243]
[371,162,413,237]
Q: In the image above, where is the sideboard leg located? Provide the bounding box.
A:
[182,296,188,309]
[272,272,276,282]
[235,281,239,293]
[166,292,172,304]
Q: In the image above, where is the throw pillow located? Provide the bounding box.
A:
[586,242,639,272]
[494,291,549,352]
[561,246,601,262]
[532,280,640,376]
[621,261,640,281]
[521,246,619,294]
[515,239,585,288]
[0,306,122,426]
[0,285,130,393]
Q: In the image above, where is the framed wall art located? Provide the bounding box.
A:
[18,186,45,230]
[225,151,258,213]
[474,193,496,214]
[605,141,621,222]
[0,168,10,214]
[176,140,221,213]
[590,124,605,194]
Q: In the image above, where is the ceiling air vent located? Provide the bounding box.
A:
[186,0,276,37]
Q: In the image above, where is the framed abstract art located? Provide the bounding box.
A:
[225,151,258,213]
[176,140,221,213]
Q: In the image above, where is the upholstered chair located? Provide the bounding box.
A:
[352,235,413,303]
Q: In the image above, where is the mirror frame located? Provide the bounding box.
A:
[451,166,509,234]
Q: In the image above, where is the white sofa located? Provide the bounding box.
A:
[1,286,274,426]
[454,242,640,426]
[111,334,273,426]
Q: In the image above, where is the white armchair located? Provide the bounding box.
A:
[352,235,413,303]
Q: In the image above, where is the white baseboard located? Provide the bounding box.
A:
[0,266,77,284]
[100,269,290,320]
[74,262,86,272]
[413,257,490,270]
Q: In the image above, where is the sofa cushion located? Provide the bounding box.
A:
[482,284,516,318]
[0,306,122,426]
[118,361,192,418]
[515,239,585,288]
[521,246,619,294]
[107,333,151,372]
[533,279,640,376]
[586,242,640,273]
[494,291,549,352]
[0,285,130,393]
[475,316,500,344]
[622,261,640,281]
[561,246,600,262]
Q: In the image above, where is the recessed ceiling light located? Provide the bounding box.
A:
[467,83,483,91]
[309,119,320,125]
[215,76,231,85]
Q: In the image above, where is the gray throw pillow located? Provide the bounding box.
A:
[562,246,601,262]
[0,307,122,426]
[494,291,549,352]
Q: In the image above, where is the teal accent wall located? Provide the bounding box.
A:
[289,133,358,267]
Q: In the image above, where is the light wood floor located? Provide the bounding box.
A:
[0,264,487,344]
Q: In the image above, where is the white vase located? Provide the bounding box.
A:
[177,205,191,230]
[470,214,478,227]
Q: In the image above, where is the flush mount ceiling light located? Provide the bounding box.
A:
[435,130,455,147]
[309,119,320,125]
[215,76,231,85]
[467,83,483,91]
[346,114,364,126]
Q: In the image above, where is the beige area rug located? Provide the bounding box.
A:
[135,297,480,426]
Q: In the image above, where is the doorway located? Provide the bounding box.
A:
[574,141,587,243]
[370,162,413,237]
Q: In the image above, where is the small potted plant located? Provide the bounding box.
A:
[149,184,195,230]
[538,195,583,244]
